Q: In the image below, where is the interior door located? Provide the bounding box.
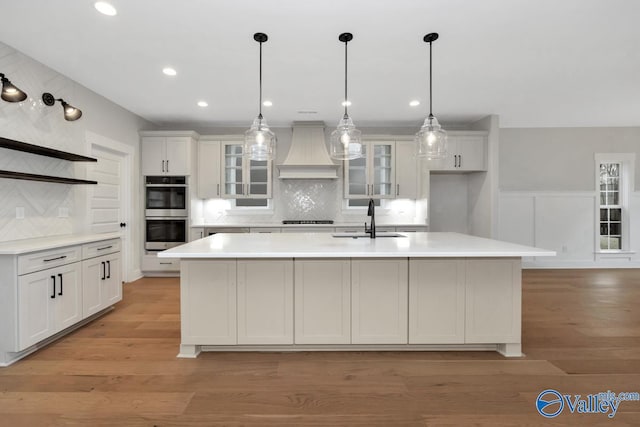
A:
[87,134,132,282]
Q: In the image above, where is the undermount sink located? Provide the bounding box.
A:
[331,232,406,238]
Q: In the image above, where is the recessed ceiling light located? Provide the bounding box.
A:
[162,67,177,76]
[409,100,420,107]
[263,100,273,107]
[341,100,352,107]
[94,2,117,16]
[197,101,208,107]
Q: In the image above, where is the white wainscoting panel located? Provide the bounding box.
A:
[499,191,640,268]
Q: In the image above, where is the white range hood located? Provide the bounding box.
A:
[277,121,339,179]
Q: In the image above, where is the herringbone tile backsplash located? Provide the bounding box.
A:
[0,43,84,242]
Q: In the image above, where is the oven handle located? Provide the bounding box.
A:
[144,184,188,188]
[145,217,188,220]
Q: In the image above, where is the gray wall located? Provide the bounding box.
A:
[500,127,640,191]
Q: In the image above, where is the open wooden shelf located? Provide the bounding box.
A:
[0,170,97,185]
[0,136,97,162]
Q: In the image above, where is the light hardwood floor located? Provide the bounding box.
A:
[1,270,639,426]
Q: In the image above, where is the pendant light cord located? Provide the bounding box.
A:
[429,39,433,118]
[258,40,263,120]
[344,39,348,117]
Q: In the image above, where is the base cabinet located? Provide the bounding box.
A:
[178,256,522,356]
[465,259,521,343]
[237,259,293,344]
[1,237,122,366]
[409,259,465,344]
[294,259,351,344]
[351,259,408,344]
[18,263,82,350]
[181,260,237,345]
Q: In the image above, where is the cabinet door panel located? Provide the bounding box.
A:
[55,265,83,331]
[141,137,166,176]
[395,141,419,199]
[409,259,465,344]
[237,259,293,344]
[352,259,408,344]
[18,270,56,350]
[181,260,237,345]
[165,137,191,175]
[104,255,122,306]
[82,258,104,318]
[197,141,221,198]
[295,259,350,344]
[465,259,521,343]
[371,142,395,198]
[456,136,486,171]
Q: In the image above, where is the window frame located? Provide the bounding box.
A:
[594,153,635,253]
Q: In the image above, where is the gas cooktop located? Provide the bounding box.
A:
[282,220,334,225]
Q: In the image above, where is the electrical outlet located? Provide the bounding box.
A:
[562,245,568,253]
[16,207,24,219]
[58,207,69,218]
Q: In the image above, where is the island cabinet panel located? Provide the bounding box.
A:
[294,259,351,344]
[237,259,294,344]
[465,258,521,343]
[351,259,408,344]
[408,259,465,344]
[181,260,237,345]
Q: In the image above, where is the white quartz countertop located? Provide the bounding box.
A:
[191,223,428,228]
[159,232,556,259]
[0,232,121,255]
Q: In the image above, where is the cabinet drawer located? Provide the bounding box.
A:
[82,239,121,259]
[18,246,82,276]
[142,255,180,272]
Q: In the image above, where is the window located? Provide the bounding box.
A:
[599,163,622,250]
[595,154,635,252]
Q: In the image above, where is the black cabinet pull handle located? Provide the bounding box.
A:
[97,245,113,251]
[166,160,169,172]
[106,260,111,279]
[101,262,106,280]
[44,255,67,262]
[459,155,462,168]
[50,276,56,299]
[58,273,63,296]
[162,160,165,172]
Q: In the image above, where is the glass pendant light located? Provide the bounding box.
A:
[244,32,276,161]
[330,33,362,161]
[415,33,447,159]
[0,73,28,102]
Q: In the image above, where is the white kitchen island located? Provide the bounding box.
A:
[159,232,554,358]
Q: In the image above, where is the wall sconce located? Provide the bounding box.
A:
[0,72,28,102]
[42,92,82,121]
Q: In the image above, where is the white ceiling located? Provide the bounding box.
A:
[1,0,638,129]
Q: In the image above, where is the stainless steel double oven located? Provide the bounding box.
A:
[144,176,188,251]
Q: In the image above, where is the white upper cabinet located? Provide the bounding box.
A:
[394,140,419,199]
[196,139,221,199]
[344,141,396,199]
[426,131,487,172]
[221,141,272,199]
[140,132,196,176]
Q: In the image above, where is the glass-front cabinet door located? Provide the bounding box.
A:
[371,142,394,198]
[221,141,272,199]
[223,143,244,198]
[346,144,368,198]
[344,141,395,199]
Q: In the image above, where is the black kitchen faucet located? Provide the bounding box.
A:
[365,198,376,238]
